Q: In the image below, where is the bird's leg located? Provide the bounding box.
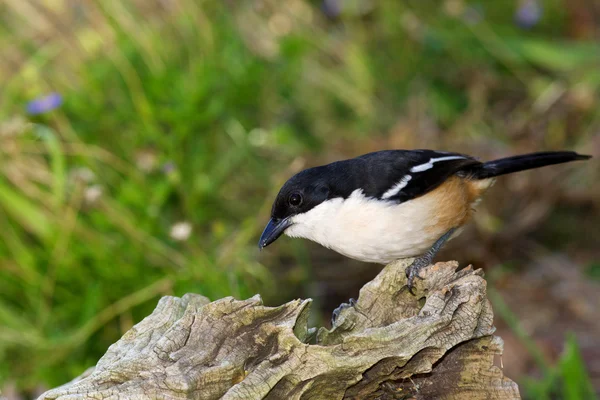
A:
[406,227,457,292]
[331,297,356,325]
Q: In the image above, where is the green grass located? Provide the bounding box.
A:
[492,287,598,400]
[0,0,598,395]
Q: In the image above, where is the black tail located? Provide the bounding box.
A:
[470,151,591,180]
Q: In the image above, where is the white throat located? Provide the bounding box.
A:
[284,189,447,264]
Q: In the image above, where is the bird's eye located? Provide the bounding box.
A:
[288,193,303,207]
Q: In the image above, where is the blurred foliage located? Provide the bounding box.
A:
[0,0,598,396]
[522,334,598,400]
[490,286,598,400]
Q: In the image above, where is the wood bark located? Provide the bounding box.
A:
[39,260,521,400]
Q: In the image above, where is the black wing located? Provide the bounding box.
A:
[328,149,482,204]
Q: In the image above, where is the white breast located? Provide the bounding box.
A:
[284,189,452,264]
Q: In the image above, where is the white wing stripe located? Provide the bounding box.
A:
[381,174,412,199]
[410,155,465,173]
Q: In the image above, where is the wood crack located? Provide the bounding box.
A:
[38,260,521,400]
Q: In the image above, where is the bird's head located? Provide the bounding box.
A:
[258,167,331,249]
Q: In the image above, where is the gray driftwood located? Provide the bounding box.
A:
[39,260,520,400]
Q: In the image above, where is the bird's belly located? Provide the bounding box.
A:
[324,206,449,264]
[286,177,484,264]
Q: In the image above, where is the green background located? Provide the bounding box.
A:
[0,0,598,398]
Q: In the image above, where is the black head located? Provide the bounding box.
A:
[258,166,331,249]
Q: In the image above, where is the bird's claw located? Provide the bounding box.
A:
[405,258,429,294]
[405,228,457,293]
[331,298,356,325]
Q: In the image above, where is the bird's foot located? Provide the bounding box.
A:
[405,255,432,293]
[331,298,356,325]
[405,227,458,293]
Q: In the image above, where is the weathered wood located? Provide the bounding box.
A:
[39,260,520,400]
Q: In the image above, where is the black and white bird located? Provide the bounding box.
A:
[258,149,590,290]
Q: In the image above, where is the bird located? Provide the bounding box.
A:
[258,149,591,295]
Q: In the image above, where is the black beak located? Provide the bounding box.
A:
[258,217,292,249]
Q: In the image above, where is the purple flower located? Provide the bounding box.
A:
[161,161,176,174]
[515,0,542,29]
[26,92,63,115]
[322,0,341,18]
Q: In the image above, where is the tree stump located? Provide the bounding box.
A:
[38,260,521,399]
